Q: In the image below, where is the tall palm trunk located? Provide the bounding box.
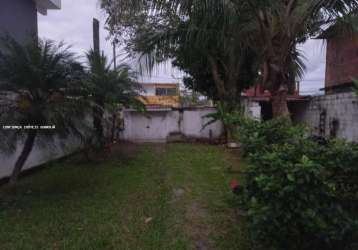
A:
[93,97,105,146]
[9,130,37,185]
[111,113,117,143]
[269,68,290,118]
[272,86,290,118]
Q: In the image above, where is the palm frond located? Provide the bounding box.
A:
[0,37,90,155]
[85,49,141,108]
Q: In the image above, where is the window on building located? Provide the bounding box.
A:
[155,88,178,96]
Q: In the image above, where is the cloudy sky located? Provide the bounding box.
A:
[38,0,326,94]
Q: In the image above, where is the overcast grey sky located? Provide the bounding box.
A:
[38,0,326,94]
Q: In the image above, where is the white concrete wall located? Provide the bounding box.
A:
[122,110,180,142]
[182,109,223,139]
[0,114,94,180]
[292,92,358,141]
[0,133,83,179]
[242,99,261,120]
[0,107,224,179]
[121,107,224,142]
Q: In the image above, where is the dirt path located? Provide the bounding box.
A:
[146,143,248,250]
[185,201,215,250]
[112,143,244,249]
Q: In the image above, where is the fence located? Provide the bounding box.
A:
[120,107,224,143]
[0,107,224,179]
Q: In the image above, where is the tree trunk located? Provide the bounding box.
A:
[111,113,116,143]
[268,66,290,119]
[9,130,37,185]
[93,97,105,146]
[271,86,290,118]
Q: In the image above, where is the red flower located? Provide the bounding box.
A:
[230,179,238,190]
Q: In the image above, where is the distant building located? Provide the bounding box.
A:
[242,82,307,120]
[0,0,61,44]
[140,83,179,96]
[319,24,358,94]
[137,83,181,108]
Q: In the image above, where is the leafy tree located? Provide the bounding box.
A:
[101,0,357,118]
[85,49,142,145]
[100,0,259,113]
[232,0,357,117]
[0,37,89,185]
[172,27,259,107]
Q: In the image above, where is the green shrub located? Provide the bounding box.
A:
[237,118,358,250]
[318,140,358,203]
[237,118,308,156]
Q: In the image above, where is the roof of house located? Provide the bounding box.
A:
[140,83,179,88]
[136,96,181,108]
[34,0,61,15]
[241,83,310,102]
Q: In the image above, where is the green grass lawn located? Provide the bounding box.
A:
[0,143,249,250]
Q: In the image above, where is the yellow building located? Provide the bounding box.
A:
[137,83,180,108]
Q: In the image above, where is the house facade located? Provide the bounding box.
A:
[0,0,61,44]
[138,83,181,108]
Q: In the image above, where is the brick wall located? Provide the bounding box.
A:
[325,34,358,92]
[292,92,358,141]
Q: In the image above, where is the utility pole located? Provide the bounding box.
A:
[92,18,104,145]
[113,41,117,70]
[93,18,100,54]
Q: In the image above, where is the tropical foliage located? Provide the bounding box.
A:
[0,37,90,184]
[101,0,260,114]
[0,37,142,184]
[100,0,358,118]
[85,49,142,146]
[236,118,358,249]
[203,103,244,142]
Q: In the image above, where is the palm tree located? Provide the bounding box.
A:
[85,49,142,146]
[0,37,89,185]
[102,0,259,117]
[101,0,357,118]
[236,0,357,117]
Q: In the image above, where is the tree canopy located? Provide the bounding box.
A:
[101,0,358,117]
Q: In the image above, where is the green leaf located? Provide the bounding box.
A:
[287,173,295,182]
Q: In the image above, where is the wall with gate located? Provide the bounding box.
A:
[0,107,224,180]
[121,107,224,142]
